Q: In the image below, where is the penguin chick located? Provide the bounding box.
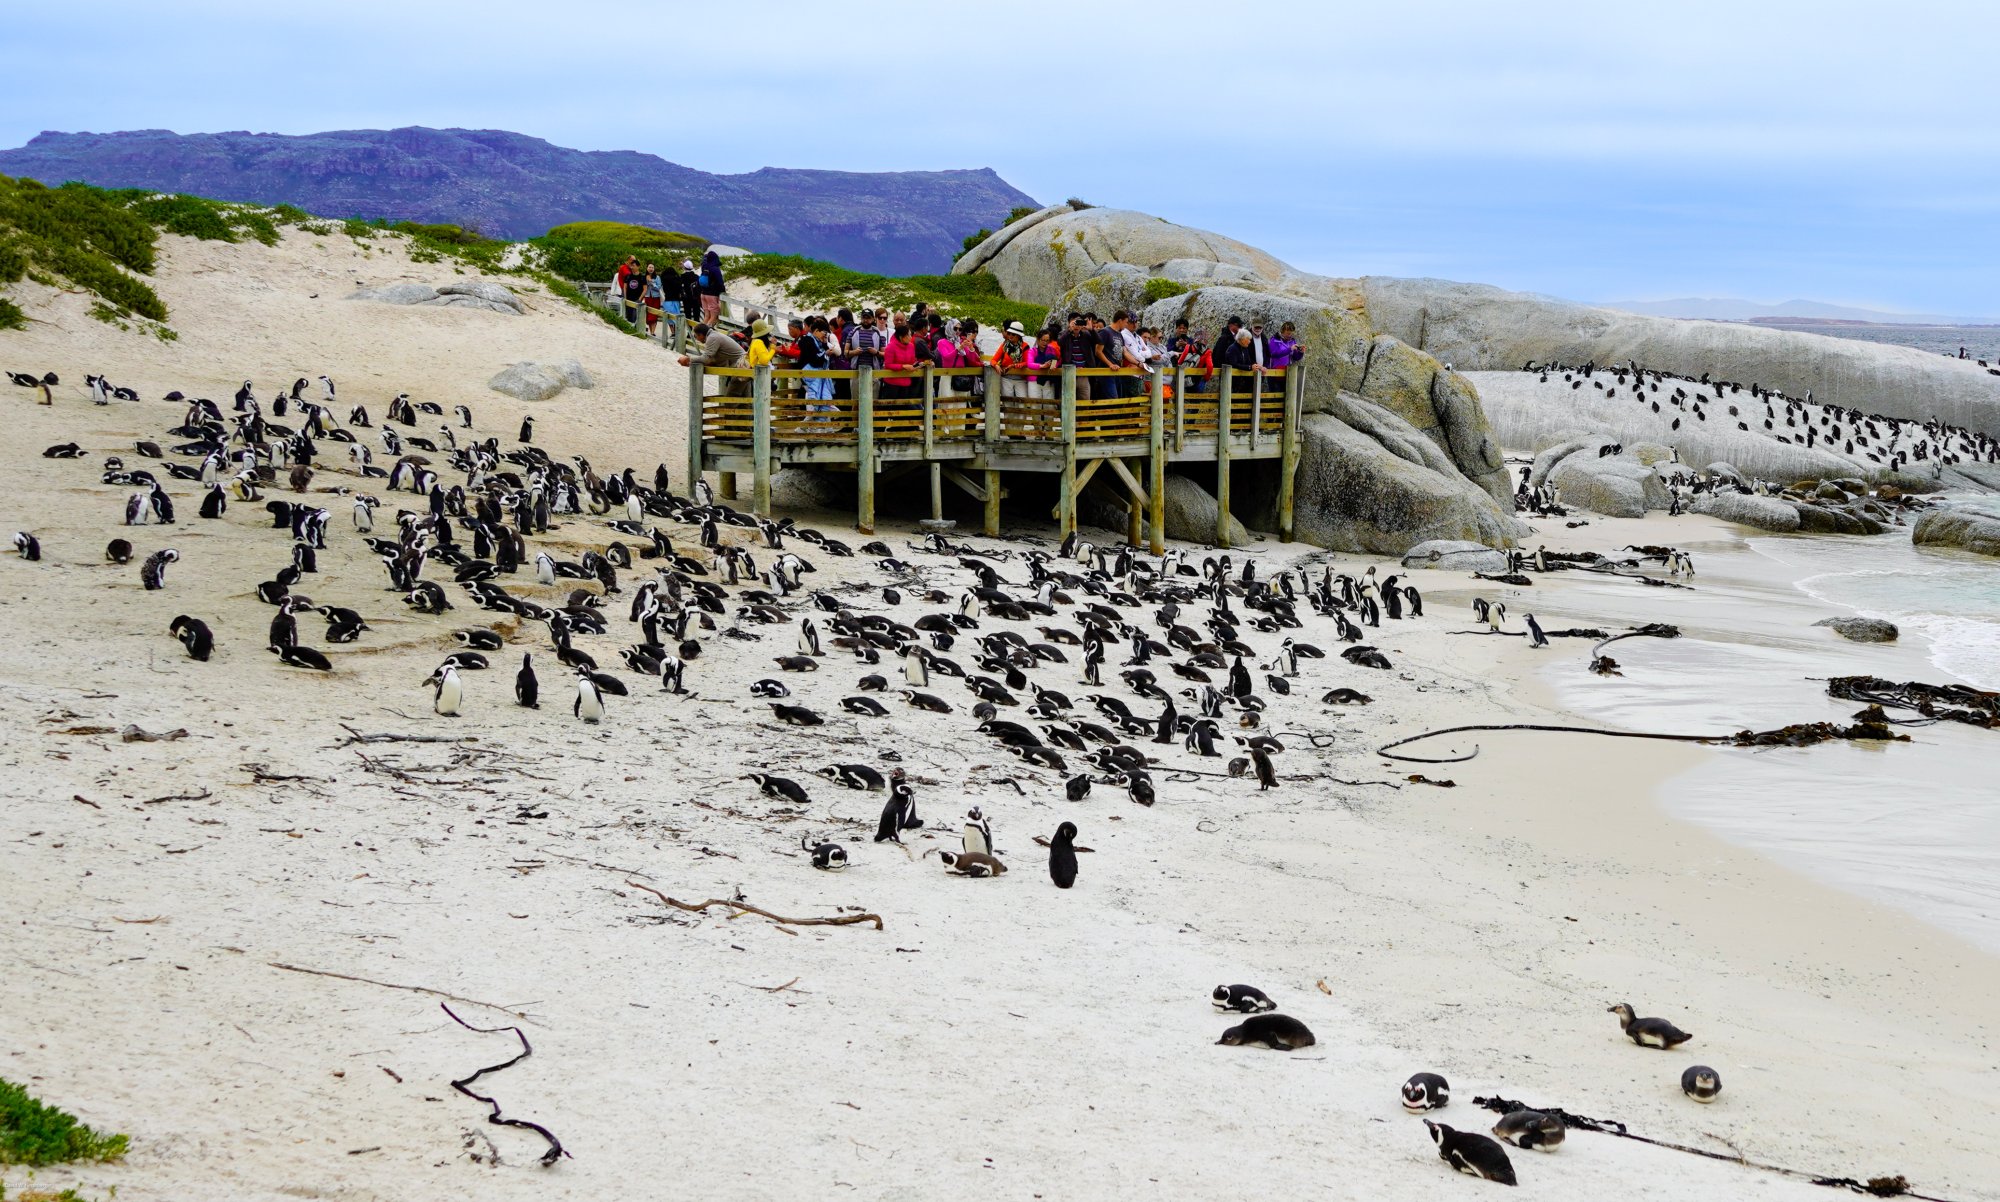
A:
[1608,1002,1693,1048]
[1492,1109,1565,1151]
[1680,1065,1721,1103]
[1215,1013,1315,1050]
[937,849,1007,877]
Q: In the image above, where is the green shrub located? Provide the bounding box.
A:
[534,221,705,283]
[953,204,1044,264]
[0,298,23,331]
[0,1079,127,1167]
[729,253,1045,331]
[1142,277,1188,304]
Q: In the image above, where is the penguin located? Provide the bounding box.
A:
[169,614,213,662]
[774,655,818,673]
[874,780,920,843]
[455,629,504,651]
[1215,1013,1315,1050]
[797,618,821,657]
[1401,1072,1450,1112]
[1211,984,1277,1013]
[750,678,791,698]
[140,548,178,590]
[1524,613,1548,648]
[842,695,889,717]
[816,763,886,791]
[1681,1065,1722,1103]
[903,644,929,687]
[11,532,41,561]
[770,703,824,726]
[519,415,534,444]
[1424,1121,1517,1186]
[515,653,540,708]
[268,599,299,649]
[105,538,132,564]
[801,833,848,871]
[1249,745,1278,791]
[1122,769,1156,807]
[269,644,332,671]
[937,849,1007,877]
[1492,1109,1565,1151]
[747,773,811,805]
[900,689,952,713]
[962,806,993,857]
[1046,820,1079,888]
[432,663,463,716]
[1064,773,1093,802]
[574,672,607,723]
[1608,1003,1693,1048]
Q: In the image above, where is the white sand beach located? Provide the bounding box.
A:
[2,230,1997,1202]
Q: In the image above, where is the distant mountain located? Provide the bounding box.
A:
[1600,296,1980,325]
[0,127,1038,276]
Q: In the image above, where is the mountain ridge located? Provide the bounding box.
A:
[1599,296,1987,324]
[0,126,1035,275]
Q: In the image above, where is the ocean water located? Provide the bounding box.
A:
[1747,322,2000,362]
[1537,527,2000,953]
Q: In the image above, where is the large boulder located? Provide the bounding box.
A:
[1693,492,1802,532]
[487,362,567,402]
[1400,540,1510,572]
[1360,277,2000,437]
[1284,410,1523,554]
[349,279,525,314]
[555,358,595,389]
[1531,436,1611,487]
[347,282,443,306]
[1080,474,1250,546]
[1912,504,2000,557]
[1549,455,1666,518]
[1791,503,1868,536]
[959,206,1292,309]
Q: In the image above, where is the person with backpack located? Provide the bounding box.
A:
[698,250,726,325]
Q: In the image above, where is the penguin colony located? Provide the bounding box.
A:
[11,366,1722,1188]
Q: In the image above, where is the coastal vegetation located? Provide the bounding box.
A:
[955,204,1041,264]
[532,221,706,283]
[0,1079,126,1167]
[730,252,1046,331]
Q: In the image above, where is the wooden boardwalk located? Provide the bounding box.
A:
[688,363,1301,551]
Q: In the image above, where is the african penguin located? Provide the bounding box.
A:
[1047,821,1078,888]
[1424,1121,1516,1185]
[1211,984,1277,1014]
[1680,1065,1721,1103]
[1215,1013,1315,1050]
[1491,1109,1565,1151]
[1401,1072,1450,1111]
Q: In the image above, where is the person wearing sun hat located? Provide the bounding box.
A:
[992,320,1036,399]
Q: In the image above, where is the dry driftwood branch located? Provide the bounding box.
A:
[336,722,472,747]
[440,1004,568,1167]
[623,879,882,930]
[267,961,536,1019]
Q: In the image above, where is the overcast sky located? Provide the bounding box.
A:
[8,1,1996,316]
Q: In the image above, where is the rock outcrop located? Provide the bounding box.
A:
[956,207,1519,550]
[1814,616,1899,643]
[1912,504,2000,557]
[350,280,526,315]
[487,362,568,402]
[1692,492,1802,532]
[1400,540,1510,572]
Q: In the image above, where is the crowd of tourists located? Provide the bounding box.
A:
[612,249,727,334]
[671,297,1306,404]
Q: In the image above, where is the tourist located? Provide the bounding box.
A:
[880,321,919,400]
[1267,321,1304,371]
[621,267,646,328]
[678,259,702,327]
[642,266,665,336]
[1211,316,1244,363]
[678,321,750,396]
[846,308,886,384]
[1057,314,1098,398]
[745,318,776,368]
[1167,318,1197,358]
[992,321,1035,398]
[699,250,725,326]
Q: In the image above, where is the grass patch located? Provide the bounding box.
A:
[1,1184,118,1202]
[365,220,513,271]
[539,274,650,337]
[533,221,705,284]
[730,253,1045,331]
[1142,277,1188,304]
[0,1080,127,1168]
[0,298,23,331]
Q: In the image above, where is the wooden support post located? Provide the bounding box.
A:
[1278,366,1302,542]
[1059,366,1078,537]
[856,366,876,534]
[982,366,1002,536]
[1215,366,1234,549]
[1250,372,1263,454]
[686,363,706,494]
[921,367,936,457]
[720,471,737,500]
[1172,365,1187,452]
[751,365,772,518]
[929,462,944,521]
[1148,367,1166,556]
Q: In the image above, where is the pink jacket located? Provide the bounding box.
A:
[882,336,917,385]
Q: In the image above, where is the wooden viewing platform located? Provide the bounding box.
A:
[686,364,1302,552]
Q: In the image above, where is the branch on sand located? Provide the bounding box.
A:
[267,961,536,1020]
[335,722,473,747]
[622,879,883,930]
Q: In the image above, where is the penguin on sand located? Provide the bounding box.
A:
[574,671,607,723]
[1425,1121,1517,1185]
[1064,773,1092,801]
[430,663,463,716]
[1401,1072,1450,1111]
[1491,1109,1565,1151]
[937,849,1007,877]
[12,532,40,561]
[1608,1002,1693,1048]
[800,833,848,871]
[1525,613,1548,648]
[141,548,178,590]
[1215,1013,1315,1050]
[1681,1065,1722,1102]
[515,653,540,708]
[962,806,993,857]
[1047,821,1078,888]
[875,780,921,843]
[169,614,214,661]
[1211,984,1276,1013]
[1249,745,1278,790]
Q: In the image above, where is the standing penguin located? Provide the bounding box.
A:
[519,415,534,444]
[11,532,41,561]
[1250,745,1279,791]
[798,618,821,657]
[432,663,463,716]
[1227,655,1252,699]
[140,548,178,590]
[573,671,606,723]
[1524,613,1548,648]
[962,806,993,857]
[1047,820,1078,889]
[515,652,540,708]
[902,644,929,687]
[875,780,920,843]
[168,614,213,661]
